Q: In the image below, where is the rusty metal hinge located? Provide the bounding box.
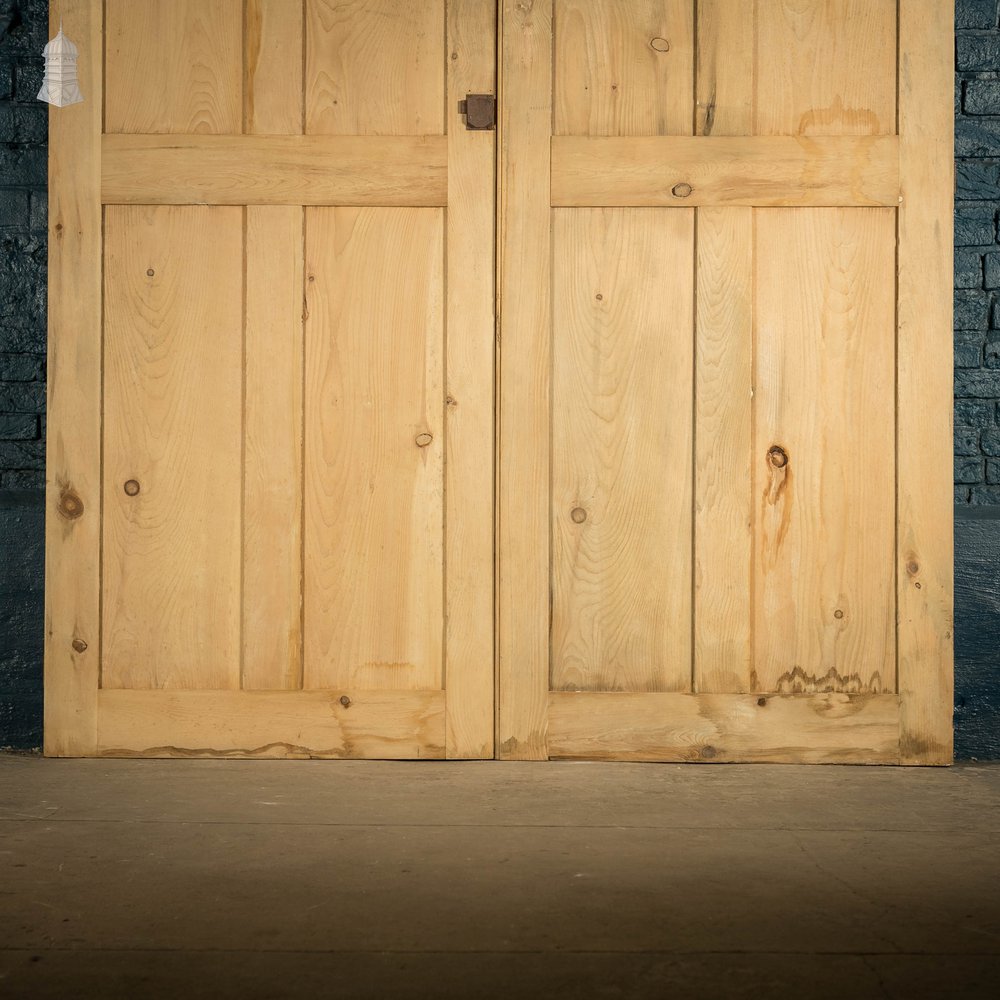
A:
[459,94,496,131]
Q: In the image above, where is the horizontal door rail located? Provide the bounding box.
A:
[551,135,900,208]
[102,134,448,207]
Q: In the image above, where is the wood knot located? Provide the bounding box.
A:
[415,433,433,448]
[339,695,352,708]
[757,696,767,707]
[58,491,84,520]
[906,560,920,576]
[123,479,141,497]
[834,609,845,620]
[570,507,587,524]
[767,445,788,469]
[671,182,693,198]
[146,268,155,277]
[700,745,717,759]
[72,638,88,653]
[650,37,670,52]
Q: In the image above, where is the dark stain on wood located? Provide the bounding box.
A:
[57,489,84,521]
[773,664,884,695]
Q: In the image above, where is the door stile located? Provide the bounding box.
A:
[44,0,103,756]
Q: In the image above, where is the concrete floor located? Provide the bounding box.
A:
[1,758,999,1000]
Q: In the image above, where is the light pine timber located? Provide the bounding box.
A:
[101,135,448,207]
[754,0,896,137]
[96,690,445,759]
[498,0,553,759]
[550,136,900,207]
[753,208,896,696]
[44,0,103,756]
[551,208,693,694]
[242,0,305,692]
[445,0,497,759]
[102,206,243,691]
[304,208,445,693]
[104,0,242,134]
[547,692,901,764]
[306,0,444,136]
[897,0,955,764]
[693,0,755,695]
[554,0,694,137]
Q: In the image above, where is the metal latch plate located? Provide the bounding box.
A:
[459,94,496,130]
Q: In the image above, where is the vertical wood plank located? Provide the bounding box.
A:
[102,207,244,690]
[695,0,753,137]
[694,207,753,693]
[445,0,497,758]
[105,0,243,134]
[44,0,103,756]
[243,207,305,690]
[754,208,896,695]
[245,0,304,136]
[305,0,445,136]
[304,208,445,693]
[754,0,896,136]
[242,1,305,691]
[497,0,552,759]
[551,208,693,693]
[554,0,694,136]
[694,0,754,694]
[897,0,954,763]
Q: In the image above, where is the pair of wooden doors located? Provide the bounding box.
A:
[46,0,953,763]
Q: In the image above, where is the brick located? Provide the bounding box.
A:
[0,440,44,470]
[0,469,43,489]
[0,105,46,144]
[0,188,28,229]
[972,485,1000,503]
[28,189,45,232]
[0,235,46,331]
[956,369,1000,397]
[957,33,1000,71]
[0,381,45,413]
[986,330,1000,364]
[955,289,990,330]
[956,328,985,367]
[957,0,1000,29]
[955,486,972,504]
[983,428,1000,455]
[957,116,1000,157]
[0,146,46,187]
[956,426,982,457]
[987,459,1000,484]
[0,325,46,354]
[0,413,35,439]
[956,456,985,484]
[965,78,1000,115]
[0,63,11,102]
[957,399,997,425]
[985,251,1000,288]
[11,61,42,104]
[956,204,996,245]
[958,249,984,288]
[0,353,43,381]
[957,160,1000,200]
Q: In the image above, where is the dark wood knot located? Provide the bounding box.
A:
[767,445,789,469]
[757,696,767,707]
[72,638,88,653]
[123,480,141,497]
[415,433,433,448]
[58,491,84,520]
[671,182,693,198]
[339,695,352,708]
[650,37,670,52]
[570,507,587,524]
[700,745,717,759]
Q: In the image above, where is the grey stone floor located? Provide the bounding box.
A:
[1,756,999,998]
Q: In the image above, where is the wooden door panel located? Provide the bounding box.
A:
[304,206,445,692]
[551,207,693,694]
[102,206,244,690]
[47,0,495,758]
[499,0,953,764]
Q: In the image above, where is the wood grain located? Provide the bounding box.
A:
[754,0,896,136]
[497,0,553,759]
[445,0,497,759]
[102,135,448,207]
[550,136,900,207]
[547,691,901,764]
[554,0,694,137]
[304,208,444,693]
[104,0,242,134]
[897,0,955,764]
[754,208,896,696]
[243,207,305,691]
[97,689,445,759]
[694,208,753,693]
[102,206,243,690]
[551,208,693,693]
[245,0,304,135]
[696,0,753,137]
[44,0,103,756]
[305,0,445,136]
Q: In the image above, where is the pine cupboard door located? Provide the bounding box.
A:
[498,0,954,763]
[45,0,496,758]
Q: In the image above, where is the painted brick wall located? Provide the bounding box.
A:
[0,0,47,492]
